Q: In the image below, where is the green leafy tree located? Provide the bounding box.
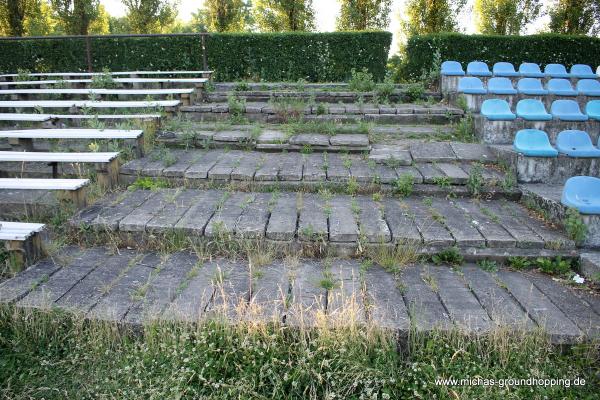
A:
[24,0,57,35]
[336,0,392,30]
[401,0,465,38]
[200,0,246,32]
[108,15,131,33]
[0,0,39,36]
[51,0,100,35]
[254,0,315,31]
[475,0,542,34]
[548,0,600,35]
[122,0,179,33]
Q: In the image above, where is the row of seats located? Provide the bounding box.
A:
[459,77,600,96]
[482,99,600,121]
[514,129,600,157]
[442,61,598,79]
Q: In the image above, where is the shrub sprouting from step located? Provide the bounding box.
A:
[233,81,251,92]
[90,68,117,89]
[564,208,587,245]
[393,174,414,197]
[506,256,531,270]
[535,256,573,276]
[452,113,475,143]
[129,177,170,190]
[466,163,484,196]
[374,77,395,104]
[477,259,498,272]
[227,94,246,121]
[348,68,376,92]
[405,82,425,102]
[431,247,464,266]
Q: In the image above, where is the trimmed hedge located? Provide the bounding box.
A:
[0,31,392,82]
[404,33,600,80]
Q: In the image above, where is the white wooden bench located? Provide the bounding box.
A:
[0,70,213,80]
[0,99,180,111]
[0,88,196,105]
[0,151,120,188]
[0,128,144,156]
[0,178,89,207]
[0,113,50,122]
[0,221,46,269]
[0,78,207,89]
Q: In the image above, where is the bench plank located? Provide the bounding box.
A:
[0,88,194,95]
[0,71,212,79]
[0,178,89,190]
[0,151,119,163]
[0,113,50,122]
[0,128,143,140]
[2,78,207,86]
[0,221,45,241]
[0,100,180,108]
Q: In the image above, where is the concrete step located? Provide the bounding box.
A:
[206,90,441,103]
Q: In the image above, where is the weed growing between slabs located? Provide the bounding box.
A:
[0,305,598,399]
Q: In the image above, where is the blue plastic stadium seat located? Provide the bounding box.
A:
[467,61,492,77]
[493,62,519,77]
[547,79,578,96]
[488,77,517,95]
[556,130,600,157]
[519,63,544,78]
[481,99,516,120]
[517,78,548,95]
[551,100,588,121]
[586,100,600,120]
[577,79,600,96]
[516,99,552,121]
[561,176,600,214]
[544,64,570,78]
[570,64,597,79]
[513,129,558,157]
[441,61,465,76]
[458,77,487,94]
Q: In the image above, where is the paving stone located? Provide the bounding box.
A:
[328,261,363,321]
[287,261,326,325]
[124,252,197,324]
[213,130,252,143]
[405,198,454,247]
[88,253,163,321]
[19,247,106,308]
[400,266,452,331]
[0,247,79,303]
[207,150,243,180]
[173,190,221,235]
[329,196,359,242]
[379,106,397,114]
[162,151,203,177]
[205,192,249,237]
[395,105,415,114]
[436,163,469,184]
[373,164,397,184]
[580,253,600,280]
[289,134,329,147]
[245,104,264,114]
[450,143,496,162]
[266,193,298,241]
[120,189,179,232]
[381,199,422,244]
[298,193,328,241]
[414,163,444,183]
[527,272,600,338]
[328,105,346,114]
[250,262,289,321]
[184,150,223,179]
[140,154,171,177]
[164,260,219,321]
[453,200,516,248]
[278,152,303,181]
[461,266,535,329]
[326,153,350,182]
[231,152,260,181]
[430,267,492,333]
[257,130,286,144]
[349,158,374,183]
[146,189,202,231]
[482,202,545,249]
[410,142,457,162]
[120,157,147,175]
[496,270,582,342]
[302,153,327,182]
[356,197,391,243]
[364,265,409,330]
[368,145,412,165]
[394,166,423,183]
[254,153,281,181]
[208,261,250,318]
[329,134,369,147]
[194,130,215,141]
[72,191,124,226]
[235,192,271,239]
[430,198,486,247]
[93,190,155,230]
[56,250,140,313]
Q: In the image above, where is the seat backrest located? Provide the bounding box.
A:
[571,64,595,76]
[556,130,594,148]
[545,63,569,77]
[481,99,512,114]
[441,61,464,75]
[467,61,490,75]
[576,79,600,92]
[493,62,516,74]
[519,62,542,75]
[586,100,600,114]
[488,77,514,91]
[551,99,582,115]
[458,77,485,92]
[547,78,575,92]
[517,78,544,91]
[517,99,547,115]
[514,129,552,148]
[563,176,600,198]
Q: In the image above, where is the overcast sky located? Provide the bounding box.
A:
[100,0,551,52]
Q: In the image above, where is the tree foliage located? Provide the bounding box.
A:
[401,0,465,38]
[548,0,600,35]
[122,0,178,33]
[253,0,315,31]
[199,0,246,32]
[336,0,392,31]
[475,0,542,35]
[0,0,40,36]
[50,0,100,35]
